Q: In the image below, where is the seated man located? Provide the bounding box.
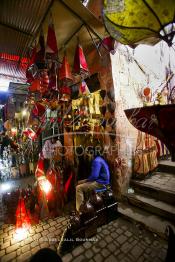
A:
[76,149,110,212]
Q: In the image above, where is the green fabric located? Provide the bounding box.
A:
[103,0,175,46]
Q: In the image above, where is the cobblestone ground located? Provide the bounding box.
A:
[0,216,168,262]
[0,177,168,262]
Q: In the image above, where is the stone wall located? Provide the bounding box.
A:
[110,41,174,195]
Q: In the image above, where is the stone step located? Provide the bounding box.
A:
[118,202,175,239]
[126,193,175,222]
[130,179,175,205]
[158,160,175,174]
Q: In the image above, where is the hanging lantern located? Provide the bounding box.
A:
[143,87,151,97]
[143,86,152,102]
[29,79,41,93]
[15,197,30,241]
[38,176,52,195]
[73,44,89,78]
[59,55,73,85]
[45,20,58,60]
[60,86,71,102]
[79,80,90,96]
[103,0,175,47]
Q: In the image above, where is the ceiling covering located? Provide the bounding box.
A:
[0,0,107,83]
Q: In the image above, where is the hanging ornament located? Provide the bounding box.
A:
[73,43,89,78]
[23,128,37,140]
[59,55,73,85]
[98,36,117,54]
[143,86,152,103]
[29,79,41,93]
[45,17,58,60]
[59,86,71,102]
[79,80,90,96]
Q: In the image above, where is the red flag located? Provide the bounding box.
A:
[73,44,89,77]
[46,22,58,59]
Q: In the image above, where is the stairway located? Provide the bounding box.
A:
[118,160,175,239]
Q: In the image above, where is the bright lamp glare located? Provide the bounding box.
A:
[14,227,28,241]
[0,79,9,92]
[22,110,27,117]
[38,176,52,194]
[1,183,11,192]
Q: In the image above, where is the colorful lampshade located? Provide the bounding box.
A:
[15,197,30,234]
[59,55,73,84]
[103,0,175,47]
[45,21,58,59]
[73,44,89,78]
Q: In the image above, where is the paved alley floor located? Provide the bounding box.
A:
[0,176,168,262]
[0,215,168,262]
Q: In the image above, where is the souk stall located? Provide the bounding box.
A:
[1,1,120,238]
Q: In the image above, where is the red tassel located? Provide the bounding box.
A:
[73,44,89,77]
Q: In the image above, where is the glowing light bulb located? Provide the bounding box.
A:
[38,176,52,194]
[22,110,27,117]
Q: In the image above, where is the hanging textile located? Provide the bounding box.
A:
[134,131,158,178]
[154,138,170,159]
